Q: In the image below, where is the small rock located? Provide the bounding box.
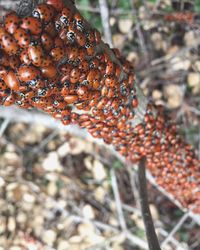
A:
[82,205,95,219]
[57,142,70,157]
[42,230,57,246]
[149,204,159,220]
[187,72,200,94]
[94,187,106,202]
[57,240,70,250]
[78,223,95,236]
[8,217,16,232]
[164,84,184,109]
[170,57,191,71]
[0,177,5,188]
[152,90,162,100]
[47,181,58,196]
[118,19,133,34]
[184,31,197,47]
[23,193,35,203]
[42,152,63,172]
[113,34,124,48]
[92,160,106,181]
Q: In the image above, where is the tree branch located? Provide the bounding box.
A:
[137,157,161,250]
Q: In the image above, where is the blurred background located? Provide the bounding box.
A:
[0,0,200,249]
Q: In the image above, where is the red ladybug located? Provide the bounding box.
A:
[70,68,81,84]
[0,50,10,66]
[28,42,44,67]
[18,65,41,82]
[3,93,16,106]
[50,47,65,61]
[64,95,79,104]
[21,17,42,35]
[0,65,7,79]
[41,32,54,51]
[0,33,19,55]
[14,28,30,48]
[0,79,7,90]
[46,0,64,11]
[104,76,117,88]
[44,21,57,37]
[131,95,138,108]
[4,12,20,34]
[20,50,32,65]
[9,55,20,69]
[74,12,85,31]
[32,4,55,23]
[4,70,20,91]
[41,65,57,78]
[76,85,89,100]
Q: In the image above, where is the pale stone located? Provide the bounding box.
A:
[84,156,93,171]
[57,142,70,157]
[118,19,133,34]
[78,223,95,236]
[113,34,124,48]
[187,72,200,87]
[47,181,57,196]
[149,204,159,220]
[42,230,57,246]
[23,193,35,203]
[94,187,106,202]
[82,205,95,219]
[184,31,197,47]
[7,217,16,232]
[193,61,200,71]
[171,57,191,71]
[92,160,106,181]
[152,90,162,100]
[57,240,70,250]
[164,84,184,109]
[0,177,5,187]
[42,152,63,172]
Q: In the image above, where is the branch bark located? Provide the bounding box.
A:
[138,157,161,250]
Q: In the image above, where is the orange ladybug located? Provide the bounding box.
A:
[4,70,20,91]
[4,12,20,34]
[18,65,41,82]
[32,4,55,23]
[0,33,19,55]
[21,17,42,35]
[14,28,31,48]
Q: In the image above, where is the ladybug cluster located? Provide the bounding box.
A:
[164,12,199,25]
[0,0,199,214]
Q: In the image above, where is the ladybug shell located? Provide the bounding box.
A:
[4,70,20,91]
[14,28,30,48]
[4,12,20,34]
[21,17,42,35]
[28,45,44,67]
[20,50,31,65]
[104,76,117,88]
[41,65,57,78]
[44,21,57,38]
[76,30,87,47]
[18,65,40,82]
[1,34,19,55]
[46,0,64,11]
[0,50,10,66]
[41,32,53,51]
[64,95,79,104]
[0,26,7,39]
[3,93,16,106]
[61,7,74,21]
[50,47,65,61]
[54,37,64,48]
[0,65,7,79]
[70,68,81,84]
[0,79,7,90]
[9,55,20,69]
[33,4,55,23]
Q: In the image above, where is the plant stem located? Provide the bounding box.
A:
[138,157,161,250]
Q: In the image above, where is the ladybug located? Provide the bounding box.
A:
[14,28,30,48]
[46,0,64,11]
[41,32,53,51]
[94,29,101,44]
[28,42,44,67]
[131,95,138,108]
[87,69,101,84]
[70,68,81,84]
[0,26,7,39]
[85,42,95,56]
[41,55,52,67]
[28,79,45,89]
[9,55,20,69]
[3,93,16,106]
[0,65,7,79]
[37,87,53,98]
[21,17,42,35]
[0,79,7,90]
[86,29,95,44]
[32,4,55,23]
[64,94,79,104]
[0,34,19,55]
[50,47,65,61]
[76,85,89,100]
[79,60,89,72]
[4,70,20,91]
[4,12,20,34]
[67,47,79,61]
[20,50,32,65]
[53,99,66,109]
[104,76,117,88]
[44,21,57,37]
[0,50,10,66]
[41,65,57,78]
[74,12,85,31]
[61,7,74,23]
[76,30,87,47]
[106,61,115,75]
[18,65,40,82]
[54,37,64,48]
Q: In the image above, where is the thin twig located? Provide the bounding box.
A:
[98,0,113,47]
[110,168,127,231]
[161,213,189,248]
[137,157,161,250]
[0,118,10,138]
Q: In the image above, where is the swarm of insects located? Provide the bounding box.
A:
[0,0,199,213]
